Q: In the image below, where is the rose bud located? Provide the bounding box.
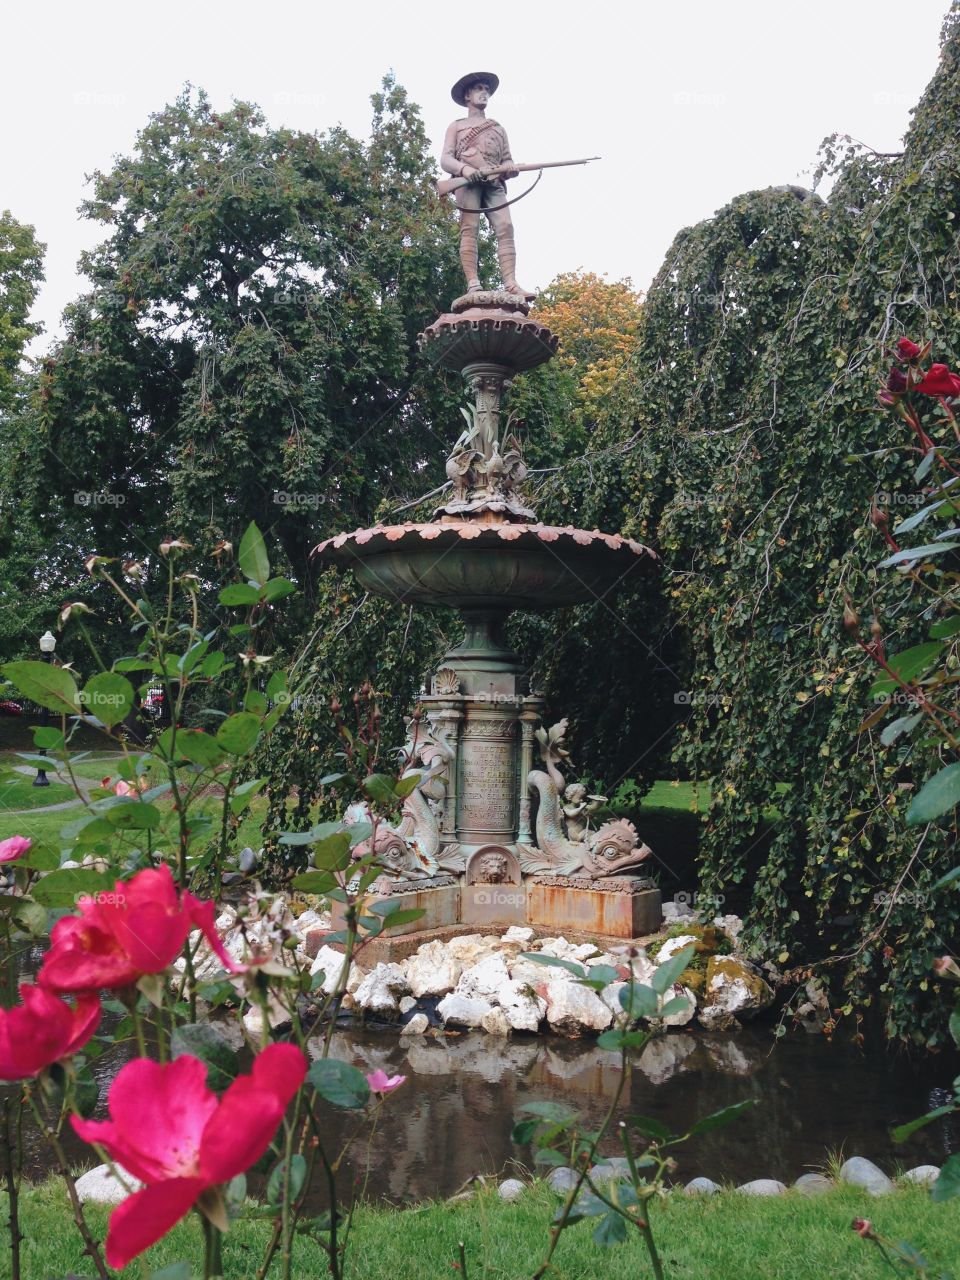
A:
[896,338,921,361]
[932,955,960,982]
[916,363,960,398]
[886,367,908,393]
[851,1218,874,1239]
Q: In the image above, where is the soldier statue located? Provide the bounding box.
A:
[441,72,534,300]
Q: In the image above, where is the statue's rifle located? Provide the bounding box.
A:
[435,157,600,198]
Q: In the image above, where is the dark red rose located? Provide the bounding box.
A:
[896,338,921,361]
[886,367,907,393]
[916,363,960,398]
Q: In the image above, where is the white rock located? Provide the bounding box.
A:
[399,995,417,1014]
[404,939,463,998]
[738,1179,786,1196]
[662,899,695,923]
[629,950,658,984]
[456,953,512,1001]
[702,1039,758,1075]
[713,914,745,945]
[661,985,697,1027]
[242,996,290,1038]
[698,1005,739,1032]
[705,957,774,1018]
[794,1173,833,1196]
[569,942,602,961]
[600,982,627,1019]
[684,1177,720,1195]
[538,936,579,959]
[309,945,365,996]
[839,1157,894,1196]
[509,956,572,987]
[400,1012,429,1037]
[437,992,494,1028]
[498,1178,525,1201]
[353,962,408,1019]
[544,981,612,1036]
[900,1165,940,1187]
[498,978,547,1032]
[75,1163,143,1205]
[446,934,497,965]
[657,935,698,964]
[585,952,618,969]
[481,1007,511,1036]
[502,926,535,943]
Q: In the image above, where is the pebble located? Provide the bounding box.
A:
[794,1173,833,1196]
[400,1012,429,1036]
[737,1179,786,1196]
[839,1156,894,1196]
[75,1163,142,1205]
[684,1177,720,1195]
[900,1165,940,1187]
[498,1178,526,1202]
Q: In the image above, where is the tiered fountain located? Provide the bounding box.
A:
[313,73,662,944]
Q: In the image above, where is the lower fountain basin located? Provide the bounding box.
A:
[312,521,658,611]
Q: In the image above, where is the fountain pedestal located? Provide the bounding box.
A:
[313,293,663,942]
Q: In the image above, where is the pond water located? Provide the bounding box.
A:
[20,1022,958,1202]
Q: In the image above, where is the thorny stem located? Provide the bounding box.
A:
[25,1089,109,1280]
[2,1092,22,1280]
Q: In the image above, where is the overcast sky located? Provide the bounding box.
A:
[2,0,950,347]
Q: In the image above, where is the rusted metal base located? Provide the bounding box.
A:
[526,877,662,938]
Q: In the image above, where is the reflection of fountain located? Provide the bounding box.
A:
[315,286,662,939]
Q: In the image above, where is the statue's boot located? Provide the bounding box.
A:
[460,223,482,293]
[498,230,535,300]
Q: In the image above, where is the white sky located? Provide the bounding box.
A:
[2,0,949,348]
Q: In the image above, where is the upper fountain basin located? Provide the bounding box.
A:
[312,520,658,611]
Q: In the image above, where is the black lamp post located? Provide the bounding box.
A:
[33,629,56,787]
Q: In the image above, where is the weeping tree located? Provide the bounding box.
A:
[1,77,466,668]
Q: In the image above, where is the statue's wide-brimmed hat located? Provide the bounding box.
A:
[451,72,499,106]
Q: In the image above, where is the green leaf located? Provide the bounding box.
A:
[626,1115,672,1141]
[148,1263,193,1280]
[592,1211,628,1247]
[394,773,422,799]
[596,1028,649,1050]
[170,1024,239,1093]
[932,1152,960,1202]
[687,1098,758,1137]
[650,946,696,994]
[363,773,400,807]
[279,821,345,847]
[658,995,693,1019]
[12,898,48,937]
[931,866,960,891]
[311,832,354,872]
[262,577,297,602]
[906,762,960,825]
[33,726,64,750]
[216,712,261,756]
[104,801,162,830]
[244,690,269,716]
[950,1009,960,1050]
[307,1059,370,1109]
[891,1105,955,1143]
[292,870,338,895]
[1,661,80,713]
[219,583,262,606]
[81,672,134,727]
[31,867,117,907]
[377,908,425,931]
[230,777,267,815]
[518,952,586,978]
[880,712,925,745]
[72,1064,100,1119]
[511,1118,540,1145]
[930,614,960,639]
[869,642,943,696]
[878,542,959,567]
[516,1100,578,1124]
[239,522,270,587]
[267,1153,307,1205]
[619,982,659,1018]
[157,728,225,768]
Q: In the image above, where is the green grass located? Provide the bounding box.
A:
[640,780,712,814]
[0,776,76,810]
[9,1179,959,1279]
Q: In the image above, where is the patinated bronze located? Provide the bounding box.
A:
[441,73,532,299]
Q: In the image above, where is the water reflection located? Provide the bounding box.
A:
[17,1024,958,1203]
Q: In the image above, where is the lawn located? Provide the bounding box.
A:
[10,1179,959,1279]
[0,775,76,810]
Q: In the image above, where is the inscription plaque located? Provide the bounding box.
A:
[458,717,518,843]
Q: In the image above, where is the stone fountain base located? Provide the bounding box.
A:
[328,874,662,954]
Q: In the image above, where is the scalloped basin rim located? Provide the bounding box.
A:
[311,521,659,611]
[313,521,658,561]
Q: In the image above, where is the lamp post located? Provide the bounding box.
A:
[33,630,56,788]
